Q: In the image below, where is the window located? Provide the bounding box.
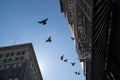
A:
[29,55,32,61]
[85,4,88,12]
[21,51,25,55]
[15,57,19,61]
[18,63,22,67]
[0,66,4,70]
[17,52,20,56]
[20,57,24,60]
[10,53,14,56]
[34,67,35,72]
[5,53,9,57]
[8,58,12,62]
[13,64,17,68]
[3,59,7,62]
[15,69,20,74]
[6,65,10,69]
[0,54,3,58]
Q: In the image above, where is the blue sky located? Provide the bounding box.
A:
[0,0,85,80]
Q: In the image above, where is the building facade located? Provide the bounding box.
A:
[106,0,120,79]
[60,0,92,80]
[0,43,43,80]
[92,0,112,80]
[60,0,112,80]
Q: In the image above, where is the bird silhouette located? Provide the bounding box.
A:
[71,37,75,40]
[60,55,64,60]
[38,18,48,25]
[45,36,52,43]
[64,59,68,62]
[75,72,78,75]
[75,71,80,75]
[77,72,80,75]
[71,62,76,66]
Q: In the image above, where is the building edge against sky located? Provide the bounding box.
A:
[60,0,92,80]
[59,0,112,80]
[0,43,43,80]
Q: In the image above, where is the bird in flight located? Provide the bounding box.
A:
[71,62,76,66]
[75,71,80,75]
[71,37,75,40]
[38,18,48,25]
[60,55,64,60]
[45,36,52,43]
[64,59,68,62]
[77,72,80,75]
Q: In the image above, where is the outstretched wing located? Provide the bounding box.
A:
[46,36,52,42]
[44,18,48,21]
[38,20,43,23]
[38,18,48,25]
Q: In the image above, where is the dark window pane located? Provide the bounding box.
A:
[15,57,19,61]
[8,58,12,62]
[20,57,24,60]
[5,53,9,57]
[10,53,14,56]
[0,54,3,58]
[17,52,20,56]
[21,51,25,55]
[3,59,7,62]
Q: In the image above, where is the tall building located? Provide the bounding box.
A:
[106,0,120,79]
[60,0,112,80]
[0,43,43,80]
[60,0,92,80]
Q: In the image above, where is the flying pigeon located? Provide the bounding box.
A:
[60,55,64,60]
[71,62,76,66]
[45,36,52,43]
[75,72,78,75]
[77,72,80,75]
[64,59,68,62]
[38,18,48,25]
[71,37,75,40]
[75,71,80,75]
